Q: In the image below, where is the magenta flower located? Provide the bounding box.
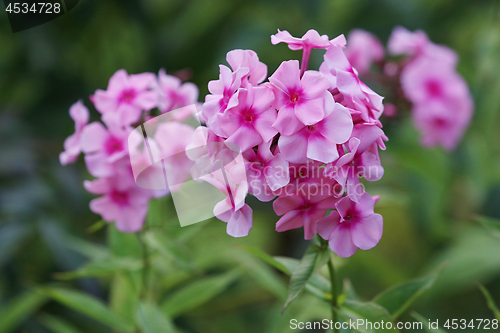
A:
[269,60,332,135]
[93,69,158,127]
[278,103,353,164]
[84,172,151,233]
[156,69,199,113]
[226,49,268,86]
[80,122,130,177]
[316,193,383,257]
[344,29,384,75]
[59,100,89,165]
[218,85,277,152]
[243,141,290,201]
[274,193,339,240]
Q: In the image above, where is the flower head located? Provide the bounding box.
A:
[59,100,89,165]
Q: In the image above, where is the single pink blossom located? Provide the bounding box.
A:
[218,85,277,152]
[316,192,383,257]
[80,122,130,177]
[226,49,268,86]
[201,161,253,237]
[59,100,89,165]
[274,193,339,240]
[344,29,384,75]
[202,65,248,125]
[278,103,353,164]
[84,172,151,233]
[244,141,290,201]
[156,69,199,113]
[269,60,333,135]
[93,69,157,127]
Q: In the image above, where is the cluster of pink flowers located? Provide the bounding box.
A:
[199,29,387,257]
[60,69,199,232]
[344,27,474,150]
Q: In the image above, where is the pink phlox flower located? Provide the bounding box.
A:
[59,100,89,165]
[93,69,157,127]
[226,49,268,86]
[271,29,345,50]
[270,60,333,135]
[278,102,353,164]
[217,85,277,152]
[156,69,199,113]
[200,159,253,237]
[401,57,473,150]
[388,26,457,66]
[344,29,384,75]
[80,122,130,178]
[274,191,339,240]
[243,140,290,202]
[316,192,383,257]
[154,121,196,190]
[84,171,151,233]
[202,65,249,126]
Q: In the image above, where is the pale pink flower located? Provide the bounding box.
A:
[202,65,248,124]
[156,69,199,113]
[274,193,339,240]
[84,172,151,233]
[59,100,89,165]
[244,141,289,201]
[321,46,384,121]
[80,122,130,177]
[93,69,157,127]
[226,49,268,86]
[387,26,457,66]
[401,57,473,150]
[269,60,333,135]
[278,103,353,164]
[218,85,277,152]
[201,161,253,237]
[316,193,383,257]
[344,29,384,75]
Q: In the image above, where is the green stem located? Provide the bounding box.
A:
[327,252,339,333]
[137,231,150,300]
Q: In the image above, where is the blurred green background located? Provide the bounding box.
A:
[1,0,500,332]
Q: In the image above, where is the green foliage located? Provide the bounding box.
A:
[477,284,500,321]
[337,300,397,333]
[136,302,176,333]
[0,290,47,333]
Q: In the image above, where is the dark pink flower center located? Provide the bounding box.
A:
[243,110,254,122]
[344,214,352,221]
[104,136,124,155]
[110,189,129,206]
[425,80,443,98]
[119,88,137,104]
[307,125,315,131]
[290,92,300,103]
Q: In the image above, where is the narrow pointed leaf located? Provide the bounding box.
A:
[478,284,500,320]
[136,302,175,333]
[0,290,47,333]
[372,268,441,319]
[338,300,398,333]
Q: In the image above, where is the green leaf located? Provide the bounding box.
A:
[238,245,290,274]
[411,312,447,333]
[0,223,30,268]
[474,215,500,239]
[108,224,142,258]
[337,300,398,333]
[161,270,240,318]
[274,256,331,295]
[40,287,134,333]
[282,246,327,312]
[136,302,176,333]
[110,273,140,323]
[372,268,441,320]
[0,290,47,333]
[86,220,106,234]
[233,250,287,301]
[143,231,195,271]
[39,314,82,333]
[477,284,500,320]
[54,257,142,280]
